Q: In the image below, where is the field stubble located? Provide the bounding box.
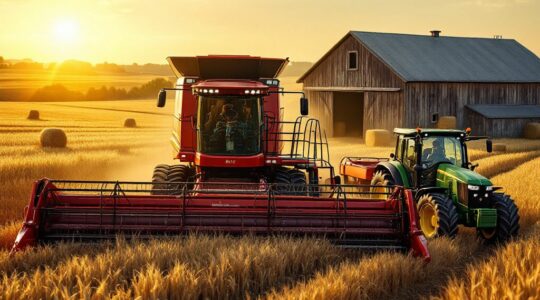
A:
[0,98,539,299]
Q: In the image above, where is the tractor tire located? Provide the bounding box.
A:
[477,193,519,244]
[151,164,195,195]
[417,193,459,239]
[274,167,307,196]
[370,170,395,200]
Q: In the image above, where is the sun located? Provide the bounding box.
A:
[52,19,79,43]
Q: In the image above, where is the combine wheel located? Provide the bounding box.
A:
[274,167,307,196]
[417,193,459,239]
[151,164,195,195]
[370,170,395,199]
[477,193,519,243]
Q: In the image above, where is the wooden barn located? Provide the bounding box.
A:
[297,31,540,138]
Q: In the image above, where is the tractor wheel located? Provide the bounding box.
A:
[370,170,395,200]
[151,164,195,195]
[477,193,519,244]
[274,167,307,196]
[417,193,459,239]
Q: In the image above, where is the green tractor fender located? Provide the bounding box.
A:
[415,187,448,199]
[374,161,410,187]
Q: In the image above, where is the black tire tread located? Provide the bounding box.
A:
[479,193,519,243]
[418,193,459,238]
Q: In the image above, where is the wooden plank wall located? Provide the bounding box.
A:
[302,35,405,136]
[306,90,333,136]
[302,35,404,89]
[405,83,540,129]
[363,92,404,132]
[465,108,540,137]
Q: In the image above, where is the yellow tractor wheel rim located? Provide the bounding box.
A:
[372,183,389,200]
[419,203,438,238]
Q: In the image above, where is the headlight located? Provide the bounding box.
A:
[468,185,480,191]
[486,186,493,191]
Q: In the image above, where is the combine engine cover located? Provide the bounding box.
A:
[12,179,430,261]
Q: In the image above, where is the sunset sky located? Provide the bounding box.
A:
[1,0,539,64]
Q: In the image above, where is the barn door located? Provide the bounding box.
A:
[332,92,364,137]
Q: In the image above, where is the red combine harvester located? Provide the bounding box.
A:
[12,56,429,261]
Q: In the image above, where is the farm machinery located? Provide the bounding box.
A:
[11,55,429,260]
[340,128,519,242]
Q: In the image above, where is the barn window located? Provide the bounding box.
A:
[431,113,439,124]
[347,51,358,70]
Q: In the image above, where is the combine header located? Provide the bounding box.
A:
[12,55,430,261]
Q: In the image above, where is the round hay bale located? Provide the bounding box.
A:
[40,128,67,148]
[365,129,391,147]
[27,110,40,120]
[334,122,347,137]
[523,122,540,139]
[124,118,137,128]
[436,116,457,129]
[493,143,507,152]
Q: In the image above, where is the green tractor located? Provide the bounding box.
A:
[369,128,519,242]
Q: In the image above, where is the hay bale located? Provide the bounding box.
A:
[436,116,457,129]
[334,122,347,137]
[365,129,391,147]
[523,122,540,139]
[124,118,137,128]
[27,110,40,120]
[493,143,507,152]
[40,128,67,148]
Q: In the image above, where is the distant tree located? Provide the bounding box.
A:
[95,62,126,73]
[31,84,84,101]
[0,56,4,64]
[127,77,173,99]
[57,60,95,74]
[11,61,43,70]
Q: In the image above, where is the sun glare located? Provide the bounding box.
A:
[52,19,79,43]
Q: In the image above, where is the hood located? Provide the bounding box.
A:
[437,164,492,186]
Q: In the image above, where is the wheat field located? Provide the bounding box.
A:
[0,93,539,299]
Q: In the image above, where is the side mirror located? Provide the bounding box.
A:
[300,97,309,116]
[157,89,167,107]
[486,139,493,153]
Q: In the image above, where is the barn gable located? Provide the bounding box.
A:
[298,30,540,138]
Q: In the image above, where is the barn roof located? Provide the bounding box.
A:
[298,31,540,83]
[466,104,540,119]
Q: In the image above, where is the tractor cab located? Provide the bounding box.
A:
[393,129,473,187]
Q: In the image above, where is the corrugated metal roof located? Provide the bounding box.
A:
[466,105,540,119]
[351,31,540,82]
[297,31,540,83]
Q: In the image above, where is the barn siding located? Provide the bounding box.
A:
[302,36,404,89]
[302,35,405,136]
[405,82,540,129]
[363,91,404,133]
[306,90,333,136]
[465,108,540,137]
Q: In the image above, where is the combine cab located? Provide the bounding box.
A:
[12,56,430,261]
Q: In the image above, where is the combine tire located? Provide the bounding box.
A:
[370,170,395,199]
[417,193,459,239]
[478,193,519,244]
[274,167,307,196]
[151,164,195,195]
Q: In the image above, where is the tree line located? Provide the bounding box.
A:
[30,78,173,101]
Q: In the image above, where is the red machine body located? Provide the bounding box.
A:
[169,55,290,168]
[11,55,430,261]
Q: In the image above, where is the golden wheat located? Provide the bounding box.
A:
[1,98,540,299]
